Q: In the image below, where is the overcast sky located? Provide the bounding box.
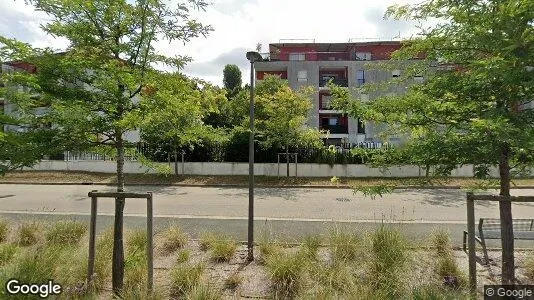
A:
[0,0,421,86]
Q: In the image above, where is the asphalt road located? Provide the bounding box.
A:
[1,184,534,246]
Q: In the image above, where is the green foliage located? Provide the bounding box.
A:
[45,220,87,246]
[176,249,191,264]
[17,222,41,246]
[299,234,322,261]
[258,237,282,265]
[0,219,8,242]
[329,229,361,262]
[0,244,19,266]
[353,184,396,200]
[265,251,307,298]
[210,236,237,262]
[170,262,205,297]
[223,64,242,98]
[185,284,222,300]
[430,230,452,257]
[199,232,216,252]
[369,226,408,298]
[160,225,189,254]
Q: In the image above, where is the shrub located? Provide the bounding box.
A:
[525,257,534,281]
[300,234,322,261]
[176,249,191,264]
[46,220,87,246]
[369,226,408,298]
[329,229,360,261]
[266,252,307,298]
[17,222,42,246]
[160,225,188,254]
[170,263,205,297]
[185,284,222,300]
[210,236,237,262]
[0,244,19,266]
[225,273,242,290]
[258,236,282,265]
[431,229,452,257]
[199,232,216,251]
[0,219,9,242]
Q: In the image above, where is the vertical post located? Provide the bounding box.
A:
[174,149,178,175]
[87,190,98,288]
[277,154,280,179]
[247,58,255,262]
[146,193,153,292]
[466,192,476,295]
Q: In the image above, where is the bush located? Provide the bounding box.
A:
[160,225,188,254]
[46,220,87,246]
[170,263,205,297]
[369,226,408,298]
[199,232,216,251]
[17,222,42,246]
[185,284,222,300]
[0,219,9,242]
[329,229,360,262]
[225,273,242,290]
[0,244,19,266]
[266,252,307,298]
[210,236,237,262]
[431,229,452,257]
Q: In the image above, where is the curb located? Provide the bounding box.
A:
[1,181,534,190]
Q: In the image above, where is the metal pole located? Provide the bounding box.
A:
[147,193,153,292]
[87,190,98,288]
[181,151,185,175]
[247,59,255,262]
[295,153,298,177]
[467,192,476,295]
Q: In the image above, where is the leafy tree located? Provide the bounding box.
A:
[333,0,534,284]
[2,0,212,293]
[255,76,322,177]
[223,64,242,98]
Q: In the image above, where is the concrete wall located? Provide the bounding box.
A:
[24,160,512,178]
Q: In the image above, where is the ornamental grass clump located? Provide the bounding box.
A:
[329,228,360,262]
[266,251,308,298]
[45,220,87,246]
[160,225,188,254]
[210,236,237,262]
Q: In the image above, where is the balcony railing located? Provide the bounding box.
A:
[319,78,348,87]
[320,125,349,134]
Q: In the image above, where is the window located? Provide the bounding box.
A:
[321,95,331,109]
[289,53,305,61]
[392,70,401,77]
[328,117,338,126]
[355,52,371,61]
[297,70,307,82]
[357,119,365,134]
[356,70,365,86]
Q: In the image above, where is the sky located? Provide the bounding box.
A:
[0,0,421,86]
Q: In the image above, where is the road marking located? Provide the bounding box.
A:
[0,209,467,224]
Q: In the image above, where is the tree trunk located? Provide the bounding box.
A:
[286,146,289,177]
[499,143,514,284]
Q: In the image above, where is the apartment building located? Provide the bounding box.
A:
[255,41,412,147]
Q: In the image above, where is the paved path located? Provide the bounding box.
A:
[2,184,534,246]
[1,184,534,221]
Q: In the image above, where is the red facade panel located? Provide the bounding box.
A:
[256,71,288,80]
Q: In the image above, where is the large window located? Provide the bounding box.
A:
[297,70,308,82]
[289,53,306,61]
[357,119,365,134]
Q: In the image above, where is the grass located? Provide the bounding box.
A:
[199,232,217,251]
[526,257,534,282]
[0,219,9,242]
[124,229,148,293]
[210,236,238,262]
[225,273,242,290]
[265,251,308,298]
[0,244,19,266]
[329,228,361,262]
[430,229,452,257]
[368,226,408,298]
[185,284,222,300]
[45,220,87,246]
[258,234,282,265]
[176,249,191,264]
[300,234,322,261]
[310,260,357,293]
[17,222,42,246]
[170,262,205,297]
[160,225,188,254]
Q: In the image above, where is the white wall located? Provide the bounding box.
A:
[24,160,519,178]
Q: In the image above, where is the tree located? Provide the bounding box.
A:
[333,0,534,284]
[140,72,227,173]
[255,76,321,176]
[223,64,242,98]
[2,0,212,294]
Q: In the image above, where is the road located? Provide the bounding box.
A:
[1,184,534,246]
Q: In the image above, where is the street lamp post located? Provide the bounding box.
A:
[246,51,261,262]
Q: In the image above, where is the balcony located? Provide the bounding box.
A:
[319,77,348,87]
[320,124,348,134]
